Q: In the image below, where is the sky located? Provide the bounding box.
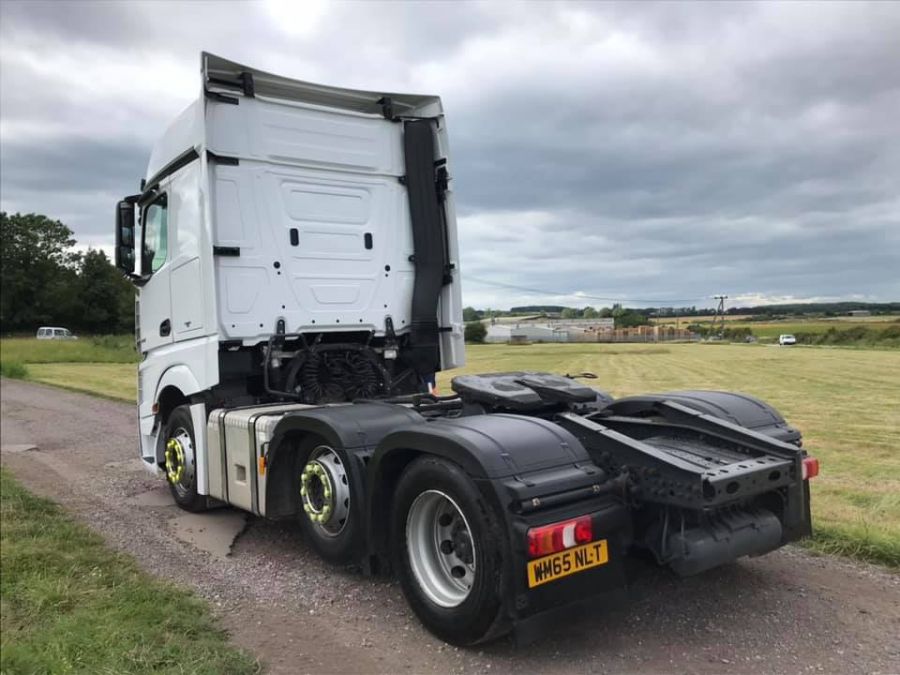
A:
[1,0,898,310]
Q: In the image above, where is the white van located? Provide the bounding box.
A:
[778,334,797,346]
[36,327,77,340]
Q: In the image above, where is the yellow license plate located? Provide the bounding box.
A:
[527,540,609,588]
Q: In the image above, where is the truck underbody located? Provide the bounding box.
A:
[184,368,815,644]
[117,53,817,646]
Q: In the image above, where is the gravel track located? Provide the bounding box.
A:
[1,378,897,674]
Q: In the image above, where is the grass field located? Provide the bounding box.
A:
[2,337,897,567]
[26,363,138,402]
[0,469,257,674]
[713,320,899,340]
[656,315,900,342]
[665,314,900,325]
[1,336,139,400]
[0,335,139,364]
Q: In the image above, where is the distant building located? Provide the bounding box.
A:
[847,310,871,317]
[485,323,569,343]
[484,317,699,344]
[521,317,615,330]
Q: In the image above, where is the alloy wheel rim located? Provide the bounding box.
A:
[405,489,476,608]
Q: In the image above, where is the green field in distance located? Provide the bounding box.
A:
[2,337,897,566]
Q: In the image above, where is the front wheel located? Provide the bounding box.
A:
[391,456,507,645]
[162,405,207,512]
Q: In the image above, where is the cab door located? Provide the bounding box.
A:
[137,186,173,354]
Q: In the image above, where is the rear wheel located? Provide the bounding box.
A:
[163,405,207,512]
[391,456,507,645]
[296,438,361,564]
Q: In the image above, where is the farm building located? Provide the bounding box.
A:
[485,319,696,344]
[485,323,569,343]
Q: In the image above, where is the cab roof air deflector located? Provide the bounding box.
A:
[202,52,443,118]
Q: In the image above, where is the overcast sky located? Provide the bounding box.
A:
[1,1,898,309]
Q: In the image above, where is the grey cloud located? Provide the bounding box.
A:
[1,138,149,195]
[1,0,898,307]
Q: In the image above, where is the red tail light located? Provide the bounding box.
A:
[527,516,593,559]
[802,456,819,480]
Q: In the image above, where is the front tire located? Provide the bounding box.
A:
[391,456,507,645]
[163,405,207,512]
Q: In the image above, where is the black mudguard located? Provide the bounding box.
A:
[369,414,632,636]
[264,403,425,521]
[606,390,802,444]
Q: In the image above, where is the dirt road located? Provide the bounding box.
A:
[2,379,897,674]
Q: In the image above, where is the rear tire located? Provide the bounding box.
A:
[163,405,207,512]
[391,456,507,645]
[295,437,362,565]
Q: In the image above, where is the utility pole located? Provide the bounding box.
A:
[712,295,728,339]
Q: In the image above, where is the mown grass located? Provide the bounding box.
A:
[439,342,900,567]
[0,468,258,674]
[26,363,137,402]
[0,335,139,364]
[0,337,138,400]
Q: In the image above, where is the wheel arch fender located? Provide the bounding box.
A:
[366,414,593,570]
[264,417,351,520]
[263,403,426,521]
[154,365,202,420]
[607,390,802,444]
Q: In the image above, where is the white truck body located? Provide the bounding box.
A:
[133,54,464,476]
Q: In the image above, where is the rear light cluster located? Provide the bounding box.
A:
[802,456,820,480]
[527,515,593,559]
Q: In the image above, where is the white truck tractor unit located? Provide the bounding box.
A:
[115,54,818,645]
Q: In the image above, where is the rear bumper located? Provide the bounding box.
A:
[503,497,633,632]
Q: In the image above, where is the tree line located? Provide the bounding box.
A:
[727,301,900,316]
[1,212,135,335]
[508,304,712,317]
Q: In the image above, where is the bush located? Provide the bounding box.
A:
[824,326,870,344]
[723,326,753,341]
[793,331,820,344]
[0,361,28,379]
[465,321,487,343]
[687,324,753,342]
[792,325,899,348]
[878,324,900,346]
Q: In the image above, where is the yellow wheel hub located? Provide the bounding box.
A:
[300,461,334,523]
[165,438,186,484]
[298,446,351,536]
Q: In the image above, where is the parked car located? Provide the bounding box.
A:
[778,334,797,346]
[36,327,78,340]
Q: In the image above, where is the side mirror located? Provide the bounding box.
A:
[115,197,138,275]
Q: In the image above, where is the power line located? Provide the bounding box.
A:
[465,276,709,306]
[712,295,728,337]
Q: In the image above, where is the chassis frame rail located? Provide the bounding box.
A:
[557,400,807,511]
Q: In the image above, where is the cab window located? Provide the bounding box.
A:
[142,193,168,273]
